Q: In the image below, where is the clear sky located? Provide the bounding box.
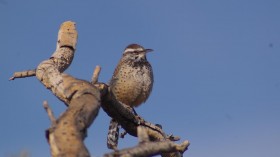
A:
[1,0,280,157]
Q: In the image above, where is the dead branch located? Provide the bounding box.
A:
[11,21,101,157]
[91,65,101,84]
[104,127,190,157]
[43,101,56,125]
[137,126,149,143]
[9,69,36,80]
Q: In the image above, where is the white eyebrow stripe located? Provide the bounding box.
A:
[124,48,135,53]
[124,48,144,53]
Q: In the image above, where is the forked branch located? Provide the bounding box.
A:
[11,21,101,157]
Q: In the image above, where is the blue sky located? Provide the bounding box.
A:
[1,0,280,156]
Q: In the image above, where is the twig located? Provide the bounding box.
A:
[91,65,101,84]
[9,69,36,80]
[137,126,149,143]
[43,101,56,125]
[140,120,166,139]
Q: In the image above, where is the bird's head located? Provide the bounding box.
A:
[122,44,153,62]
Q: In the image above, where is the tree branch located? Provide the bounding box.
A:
[104,127,190,157]
[91,65,101,84]
[11,21,101,157]
[43,101,57,125]
[9,69,36,80]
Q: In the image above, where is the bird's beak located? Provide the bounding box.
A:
[144,49,153,53]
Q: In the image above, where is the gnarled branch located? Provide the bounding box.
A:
[11,21,101,157]
[104,127,190,157]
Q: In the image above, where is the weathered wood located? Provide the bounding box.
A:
[11,21,101,157]
[104,127,190,157]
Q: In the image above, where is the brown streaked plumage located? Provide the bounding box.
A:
[109,44,154,107]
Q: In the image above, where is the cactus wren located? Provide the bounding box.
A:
[109,44,154,108]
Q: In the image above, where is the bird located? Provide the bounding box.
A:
[109,44,154,110]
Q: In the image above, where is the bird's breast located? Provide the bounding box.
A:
[111,63,153,107]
